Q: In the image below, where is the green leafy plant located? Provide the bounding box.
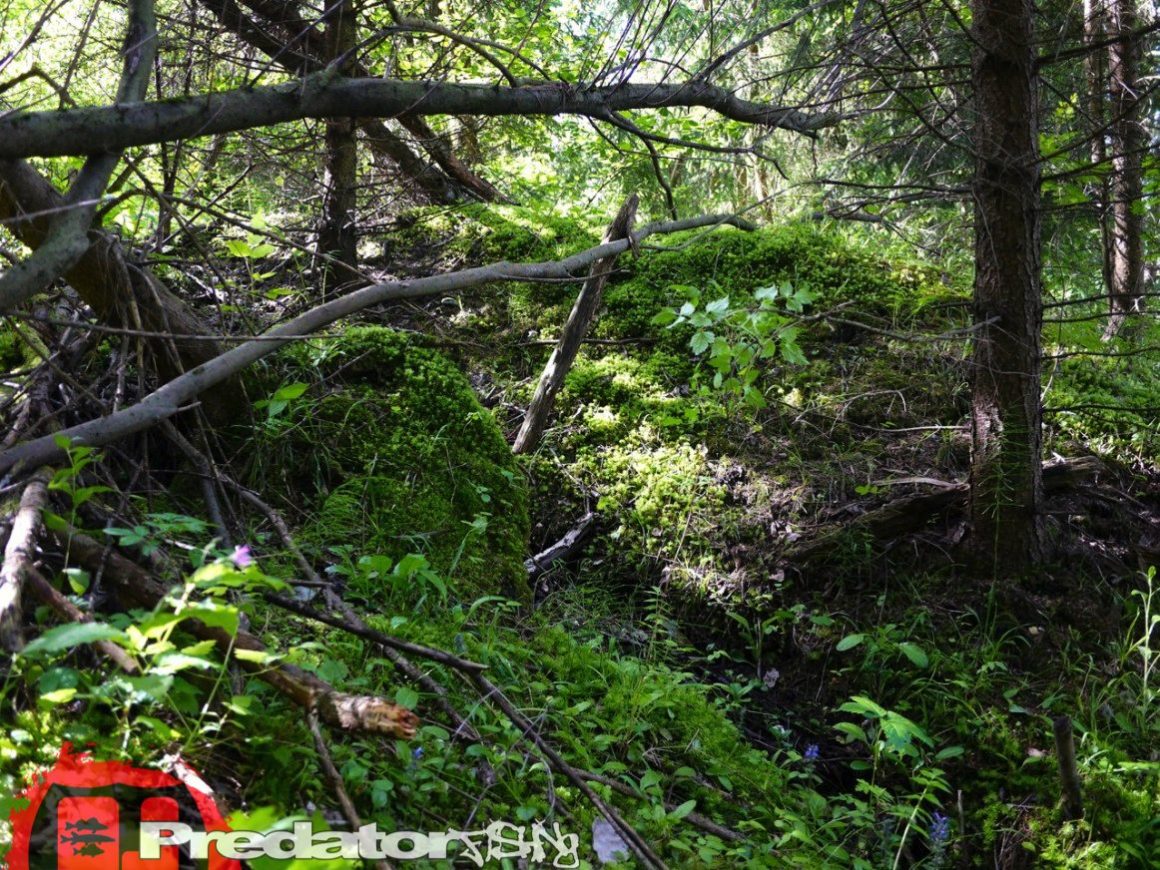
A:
[17,547,284,752]
[105,512,212,559]
[254,381,309,421]
[832,695,961,868]
[652,279,815,409]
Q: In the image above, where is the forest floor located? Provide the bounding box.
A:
[4,206,1159,869]
[345,206,1160,866]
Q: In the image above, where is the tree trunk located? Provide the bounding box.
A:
[316,0,360,291]
[968,0,1045,569]
[1084,0,1116,308]
[1104,0,1146,338]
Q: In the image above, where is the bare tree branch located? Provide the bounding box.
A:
[0,74,842,160]
[0,212,753,475]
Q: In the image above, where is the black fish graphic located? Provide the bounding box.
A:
[61,832,115,845]
[72,843,104,857]
[66,818,107,833]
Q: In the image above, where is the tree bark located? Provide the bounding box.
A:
[316,0,360,290]
[0,471,49,651]
[969,0,1045,569]
[1104,0,1146,338]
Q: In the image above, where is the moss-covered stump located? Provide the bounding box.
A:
[257,326,530,603]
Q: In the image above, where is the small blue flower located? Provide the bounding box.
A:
[929,811,951,845]
[412,746,424,760]
[803,744,820,761]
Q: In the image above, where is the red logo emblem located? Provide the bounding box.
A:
[6,745,239,869]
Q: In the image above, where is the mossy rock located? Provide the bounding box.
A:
[261,326,530,602]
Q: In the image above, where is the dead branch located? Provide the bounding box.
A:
[0,74,842,160]
[469,671,669,870]
[573,769,743,843]
[525,512,596,577]
[514,195,639,454]
[306,708,395,870]
[264,592,487,673]
[161,420,231,545]
[266,586,664,866]
[197,0,492,203]
[0,470,49,651]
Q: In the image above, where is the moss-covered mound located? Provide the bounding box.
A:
[258,326,530,602]
[386,203,598,267]
[598,221,952,341]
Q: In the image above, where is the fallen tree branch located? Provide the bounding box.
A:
[469,670,669,870]
[264,592,487,673]
[197,0,494,203]
[24,566,140,673]
[783,456,1105,565]
[0,470,49,651]
[0,74,841,160]
[0,212,752,475]
[525,512,596,577]
[275,586,494,773]
[54,526,419,738]
[306,708,395,870]
[514,194,639,454]
[573,769,743,843]
[265,569,665,866]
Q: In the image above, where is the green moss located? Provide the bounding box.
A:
[255,326,530,602]
[0,325,41,371]
[390,203,598,265]
[1047,348,1160,464]
[1019,762,1160,867]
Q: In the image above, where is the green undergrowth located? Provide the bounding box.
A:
[376,207,1160,866]
[1043,315,1160,466]
[0,527,884,868]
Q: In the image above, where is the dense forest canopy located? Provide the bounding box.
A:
[0,0,1158,867]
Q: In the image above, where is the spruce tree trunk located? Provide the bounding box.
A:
[317,0,360,291]
[1104,0,1146,338]
[968,0,1045,569]
[1084,0,1116,305]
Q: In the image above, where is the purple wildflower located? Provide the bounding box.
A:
[803,744,820,761]
[230,545,254,568]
